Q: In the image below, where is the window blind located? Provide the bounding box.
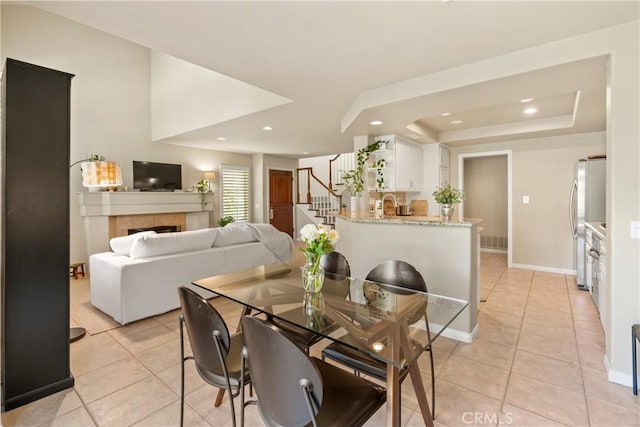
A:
[221,166,250,222]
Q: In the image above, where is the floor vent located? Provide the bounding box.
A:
[481,235,508,250]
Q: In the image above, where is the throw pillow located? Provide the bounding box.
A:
[110,231,156,256]
[213,223,258,247]
[129,228,218,259]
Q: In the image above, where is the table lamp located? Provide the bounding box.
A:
[203,171,216,193]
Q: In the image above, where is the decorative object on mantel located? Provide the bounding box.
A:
[299,223,339,293]
[433,185,465,221]
[70,154,123,191]
[195,179,209,208]
[203,171,216,193]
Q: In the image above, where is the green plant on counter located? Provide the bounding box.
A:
[433,184,465,204]
[217,215,235,227]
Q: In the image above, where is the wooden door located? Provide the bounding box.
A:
[269,169,293,237]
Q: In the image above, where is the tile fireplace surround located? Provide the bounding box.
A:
[78,192,214,261]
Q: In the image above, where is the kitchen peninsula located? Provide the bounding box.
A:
[334,212,480,342]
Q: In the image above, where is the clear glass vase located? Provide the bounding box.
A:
[301,255,325,293]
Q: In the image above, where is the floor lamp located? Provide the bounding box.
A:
[70,157,123,342]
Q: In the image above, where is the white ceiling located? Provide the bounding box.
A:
[28,1,639,157]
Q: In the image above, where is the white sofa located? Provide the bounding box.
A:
[90,223,292,324]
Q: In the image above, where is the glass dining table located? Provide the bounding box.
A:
[193,264,468,427]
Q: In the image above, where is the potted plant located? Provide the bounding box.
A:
[196,179,209,208]
[217,215,235,227]
[433,184,465,221]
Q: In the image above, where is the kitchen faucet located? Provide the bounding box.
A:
[381,193,398,207]
[379,194,398,218]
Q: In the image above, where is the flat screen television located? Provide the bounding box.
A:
[133,161,182,191]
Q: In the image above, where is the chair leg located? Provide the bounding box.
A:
[179,315,186,427]
[428,348,436,420]
[633,325,638,396]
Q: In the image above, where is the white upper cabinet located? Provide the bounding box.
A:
[370,135,423,192]
[422,143,451,215]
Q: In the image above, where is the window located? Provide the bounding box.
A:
[221,166,250,222]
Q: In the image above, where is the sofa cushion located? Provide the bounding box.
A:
[213,223,258,247]
[110,231,156,256]
[130,228,218,259]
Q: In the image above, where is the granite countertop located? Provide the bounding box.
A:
[585,222,606,240]
[335,212,482,227]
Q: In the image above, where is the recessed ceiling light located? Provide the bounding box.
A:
[302,152,309,155]
[216,137,226,141]
[450,120,463,125]
[441,112,451,116]
[262,126,272,131]
[369,120,383,126]
[523,107,538,115]
[519,98,534,103]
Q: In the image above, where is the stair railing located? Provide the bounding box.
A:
[296,167,342,227]
[328,152,355,191]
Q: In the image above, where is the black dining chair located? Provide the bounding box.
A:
[320,251,351,280]
[321,259,437,419]
[264,251,350,352]
[178,286,249,427]
[239,315,386,427]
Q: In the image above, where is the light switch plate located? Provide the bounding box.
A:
[522,196,530,204]
[631,221,640,239]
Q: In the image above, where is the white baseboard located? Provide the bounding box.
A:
[605,356,638,388]
[509,262,576,275]
[481,248,507,254]
[416,322,479,344]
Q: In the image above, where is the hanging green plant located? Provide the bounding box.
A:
[341,140,387,197]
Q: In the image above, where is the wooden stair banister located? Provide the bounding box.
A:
[296,167,342,229]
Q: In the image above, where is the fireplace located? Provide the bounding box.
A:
[78,191,213,259]
[128,225,181,235]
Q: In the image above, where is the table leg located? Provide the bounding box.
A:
[236,306,252,333]
[409,362,434,427]
[214,389,225,407]
[386,364,401,427]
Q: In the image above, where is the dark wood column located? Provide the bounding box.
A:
[1,58,75,411]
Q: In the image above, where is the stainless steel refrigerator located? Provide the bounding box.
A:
[570,157,606,289]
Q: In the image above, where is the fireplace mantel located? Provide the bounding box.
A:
[78,191,215,260]
[79,191,214,216]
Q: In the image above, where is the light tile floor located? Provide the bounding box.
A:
[3,253,639,426]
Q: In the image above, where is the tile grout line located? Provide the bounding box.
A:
[493,266,534,425]
[568,273,594,427]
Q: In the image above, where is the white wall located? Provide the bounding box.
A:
[451,132,605,271]
[150,51,290,141]
[446,19,639,384]
[464,156,508,244]
[298,154,333,184]
[1,5,253,263]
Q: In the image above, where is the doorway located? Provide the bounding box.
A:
[268,169,294,237]
[458,150,513,266]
